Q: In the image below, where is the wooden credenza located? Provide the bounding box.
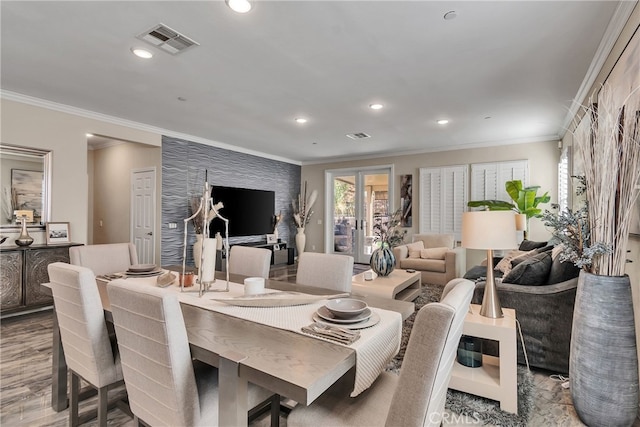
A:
[0,243,82,317]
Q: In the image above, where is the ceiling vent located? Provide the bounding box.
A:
[136,23,199,55]
[346,132,371,140]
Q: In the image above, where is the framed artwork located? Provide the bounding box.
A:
[46,222,70,244]
[266,233,277,244]
[11,169,43,222]
[400,174,412,227]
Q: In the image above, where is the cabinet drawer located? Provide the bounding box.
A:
[25,247,70,306]
[0,252,23,310]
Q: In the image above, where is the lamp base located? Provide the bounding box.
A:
[480,249,503,318]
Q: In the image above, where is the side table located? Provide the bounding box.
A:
[448,304,518,414]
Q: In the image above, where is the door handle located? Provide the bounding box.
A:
[146,232,153,236]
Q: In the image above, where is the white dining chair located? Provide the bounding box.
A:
[287,278,475,427]
[69,242,139,276]
[229,245,272,279]
[48,262,128,426]
[107,279,278,426]
[296,252,354,292]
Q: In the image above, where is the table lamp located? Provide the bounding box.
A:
[462,211,518,318]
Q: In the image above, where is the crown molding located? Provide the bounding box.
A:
[558,1,638,138]
[1,90,301,166]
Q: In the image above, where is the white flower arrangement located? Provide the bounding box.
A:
[292,181,317,228]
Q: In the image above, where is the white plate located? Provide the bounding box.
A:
[316,306,371,324]
[312,311,380,330]
[212,292,340,307]
[128,264,157,273]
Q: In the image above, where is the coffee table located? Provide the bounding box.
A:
[351,269,421,301]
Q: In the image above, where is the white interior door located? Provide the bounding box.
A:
[326,166,393,264]
[131,168,156,264]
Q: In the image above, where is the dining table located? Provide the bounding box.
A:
[42,268,415,426]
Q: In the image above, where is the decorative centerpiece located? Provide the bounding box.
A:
[370,209,406,276]
[292,181,317,255]
[541,84,639,427]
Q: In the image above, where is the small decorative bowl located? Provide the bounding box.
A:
[325,298,368,318]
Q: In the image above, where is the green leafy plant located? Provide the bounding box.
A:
[467,180,550,219]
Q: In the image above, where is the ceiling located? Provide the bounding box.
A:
[0,1,633,164]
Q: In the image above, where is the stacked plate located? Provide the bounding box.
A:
[313,298,380,330]
[125,264,163,277]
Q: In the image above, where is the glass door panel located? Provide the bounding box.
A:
[332,175,355,255]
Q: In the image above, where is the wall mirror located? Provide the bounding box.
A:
[0,143,51,229]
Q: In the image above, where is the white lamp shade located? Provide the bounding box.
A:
[462,211,518,250]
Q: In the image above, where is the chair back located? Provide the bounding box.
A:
[108,280,201,426]
[385,278,474,427]
[412,233,455,249]
[229,245,271,279]
[47,262,120,388]
[296,252,354,292]
[70,243,139,276]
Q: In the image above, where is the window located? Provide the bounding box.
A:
[419,165,467,240]
[470,160,529,204]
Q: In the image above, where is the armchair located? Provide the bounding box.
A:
[393,234,465,286]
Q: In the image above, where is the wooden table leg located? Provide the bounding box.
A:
[51,305,68,411]
[218,351,249,427]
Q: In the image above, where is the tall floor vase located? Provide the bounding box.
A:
[570,271,638,427]
[295,227,306,255]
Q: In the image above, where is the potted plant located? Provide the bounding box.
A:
[292,181,317,255]
[542,85,640,427]
[369,209,406,276]
[467,180,550,239]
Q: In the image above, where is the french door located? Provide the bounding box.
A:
[325,165,394,264]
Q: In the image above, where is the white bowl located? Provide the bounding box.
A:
[325,298,368,319]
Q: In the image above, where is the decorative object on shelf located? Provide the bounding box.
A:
[292,181,317,255]
[467,180,550,240]
[295,227,306,255]
[272,210,282,241]
[15,216,34,246]
[457,335,482,368]
[45,221,71,245]
[462,210,518,318]
[266,233,277,244]
[542,83,640,427]
[182,172,230,296]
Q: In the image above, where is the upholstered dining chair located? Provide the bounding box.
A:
[48,262,127,427]
[287,278,475,427]
[107,279,278,426]
[296,252,354,292]
[69,242,138,276]
[229,245,272,279]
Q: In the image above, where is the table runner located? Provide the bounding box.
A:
[111,276,402,397]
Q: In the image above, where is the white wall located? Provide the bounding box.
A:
[0,99,161,245]
[301,139,560,269]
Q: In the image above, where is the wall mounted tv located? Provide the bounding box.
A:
[209,185,275,237]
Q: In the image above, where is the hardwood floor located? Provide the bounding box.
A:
[0,263,604,426]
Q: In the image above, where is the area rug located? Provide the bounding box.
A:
[385,284,534,426]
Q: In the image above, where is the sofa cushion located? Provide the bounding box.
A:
[412,234,454,249]
[420,247,448,260]
[400,258,446,273]
[463,265,504,281]
[502,251,552,285]
[495,250,534,275]
[548,257,581,285]
[518,240,548,251]
[406,241,425,258]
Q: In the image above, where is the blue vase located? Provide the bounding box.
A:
[370,243,395,277]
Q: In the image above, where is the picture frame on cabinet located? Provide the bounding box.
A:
[46,222,70,244]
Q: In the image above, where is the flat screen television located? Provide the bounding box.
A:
[209,185,275,237]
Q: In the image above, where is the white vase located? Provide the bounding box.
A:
[193,234,203,268]
[295,227,306,255]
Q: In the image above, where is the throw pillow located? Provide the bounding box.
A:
[509,249,539,268]
[518,240,548,251]
[547,256,580,284]
[502,252,552,285]
[551,244,564,260]
[406,241,425,258]
[494,250,531,275]
[420,247,448,260]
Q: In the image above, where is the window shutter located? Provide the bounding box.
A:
[419,165,467,240]
[419,168,441,234]
[471,160,528,203]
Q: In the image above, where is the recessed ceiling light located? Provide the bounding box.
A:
[131,47,153,59]
[369,103,384,110]
[444,11,457,20]
[295,118,308,124]
[437,119,450,125]
[226,0,252,13]
[177,97,187,102]
[484,116,492,120]
[86,133,94,137]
